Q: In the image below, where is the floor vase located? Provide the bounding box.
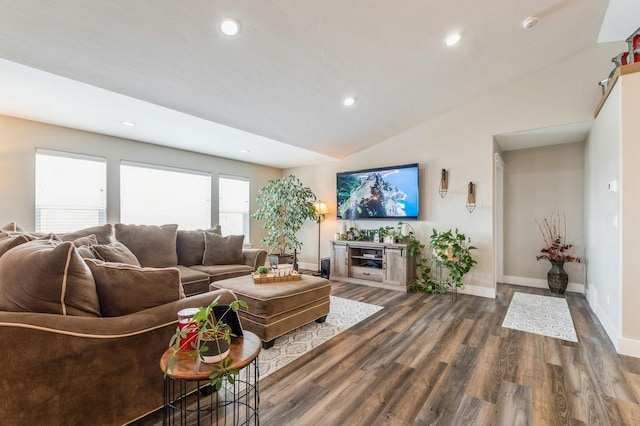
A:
[547,260,568,294]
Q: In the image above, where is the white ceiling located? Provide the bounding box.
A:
[0,1,637,169]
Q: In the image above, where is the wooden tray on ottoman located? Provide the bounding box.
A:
[252,271,302,284]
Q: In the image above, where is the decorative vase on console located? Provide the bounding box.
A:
[536,212,581,295]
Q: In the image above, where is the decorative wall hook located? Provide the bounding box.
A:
[439,169,448,198]
[466,182,476,213]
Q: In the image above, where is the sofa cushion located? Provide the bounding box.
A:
[174,265,211,296]
[191,264,254,281]
[58,224,114,245]
[85,259,185,317]
[203,233,244,265]
[0,240,101,316]
[91,241,141,266]
[114,223,178,267]
[0,232,34,258]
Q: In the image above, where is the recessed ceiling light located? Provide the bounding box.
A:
[445,33,461,46]
[219,18,241,37]
[121,121,136,127]
[522,16,539,30]
[240,149,250,153]
[342,96,357,107]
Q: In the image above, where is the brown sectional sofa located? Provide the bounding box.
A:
[0,222,266,425]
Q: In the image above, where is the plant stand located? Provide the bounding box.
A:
[432,258,459,300]
[159,332,261,425]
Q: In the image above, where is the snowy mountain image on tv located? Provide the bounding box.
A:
[336,164,419,219]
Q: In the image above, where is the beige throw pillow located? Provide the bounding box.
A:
[114,223,178,267]
[91,241,141,266]
[0,240,101,316]
[203,233,244,265]
[85,259,184,317]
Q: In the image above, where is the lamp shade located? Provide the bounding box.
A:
[313,201,329,216]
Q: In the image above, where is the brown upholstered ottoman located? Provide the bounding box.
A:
[209,275,331,348]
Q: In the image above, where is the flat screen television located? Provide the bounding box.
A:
[336,163,419,219]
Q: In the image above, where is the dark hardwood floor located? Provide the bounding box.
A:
[259,282,640,425]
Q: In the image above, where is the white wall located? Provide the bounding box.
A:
[620,71,640,352]
[585,81,621,349]
[503,142,586,292]
[0,115,282,245]
[585,69,640,357]
[287,42,624,299]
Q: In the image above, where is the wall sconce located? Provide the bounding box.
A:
[466,182,476,213]
[439,169,448,198]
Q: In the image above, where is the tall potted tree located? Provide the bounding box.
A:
[253,175,317,266]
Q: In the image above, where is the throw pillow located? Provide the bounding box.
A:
[203,233,244,265]
[72,234,98,259]
[1,222,25,232]
[85,259,185,317]
[58,224,114,245]
[114,223,178,267]
[0,232,34,258]
[91,241,141,266]
[176,230,205,266]
[0,240,101,317]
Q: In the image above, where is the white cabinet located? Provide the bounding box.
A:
[330,241,415,291]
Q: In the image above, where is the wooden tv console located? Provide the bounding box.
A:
[330,240,416,292]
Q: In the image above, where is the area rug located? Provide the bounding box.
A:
[258,296,383,378]
[501,292,578,342]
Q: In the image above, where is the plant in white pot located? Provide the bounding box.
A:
[165,296,248,390]
[253,175,318,266]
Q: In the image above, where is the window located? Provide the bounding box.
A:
[35,149,106,233]
[219,175,250,243]
[120,162,211,229]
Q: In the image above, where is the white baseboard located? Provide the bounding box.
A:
[618,337,640,358]
[458,284,496,299]
[298,262,316,271]
[502,275,584,294]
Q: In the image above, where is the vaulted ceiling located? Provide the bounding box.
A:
[0,1,637,168]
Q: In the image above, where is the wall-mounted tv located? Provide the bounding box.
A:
[337,163,419,219]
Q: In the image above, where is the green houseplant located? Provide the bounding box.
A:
[429,228,477,293]
[253,175,318,264]
[165,296,249,390]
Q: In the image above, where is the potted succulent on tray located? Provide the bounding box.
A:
[252,175,318,267]
[536,212,581,294]
[165,296,249,390]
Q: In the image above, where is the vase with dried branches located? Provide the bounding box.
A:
[536,211,581,294]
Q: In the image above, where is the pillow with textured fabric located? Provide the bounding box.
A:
[72,234,98,247]
[58,224,114,245]
[203,233,244,265]
[0,232,34,258]
[114,223,178,267]
[72,234,98,259]
[85,259,184,317]
[176,230,205,266]
[0,240,101,316]
[91,241,140,266]
[1,222,25,232]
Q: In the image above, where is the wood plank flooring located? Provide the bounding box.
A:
[259,282,640,425]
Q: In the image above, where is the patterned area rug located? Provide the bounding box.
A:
[258,296,383,378]
[502,292,578,342]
